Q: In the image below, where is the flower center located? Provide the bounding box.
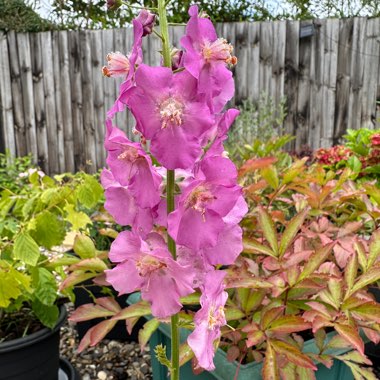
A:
[207,305,226,330]
[117,146,139,162]
[136,255,167,277]
[185,186,216,217]
[201,38,237,65]
[159,97,184,129]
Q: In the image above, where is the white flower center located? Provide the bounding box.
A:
[202,38,237,65]
[117,146,139,162]
[185,186,216,218]
[207,305,226,330]
[136,255,167,277]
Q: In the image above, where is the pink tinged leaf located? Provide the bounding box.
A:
[326,334,353,350]
[126,317,139,335]
[59,271,97,291]
[261,306,285,330]
[278,208,308,258]
[349,264,380,296]
[345,252,358,293]
[257,206,278,256]
[68,258,108,272]
[111,301,151,321]
[298,242,335,282]
[296,367,317,380]
[246,330,265,348]
[354,241,368,272]
[268,316,311,335]
[334,323,365,356]
[226,345,240,362]
[238,157,278,177]
[308,353,333,369]
[95,297,121,313]
[337,351,372,365]
[262,342,280,380]
[270,340,317,370]
[68,303,115,322]
[367,230,380,269]
[351,302,380,323]
[362,328,380,344]
[243,238,277,258]
[306,301,333,319]
[77,319,117,353]
[179,343,195,367]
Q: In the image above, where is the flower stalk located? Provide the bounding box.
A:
[157,0,180,378]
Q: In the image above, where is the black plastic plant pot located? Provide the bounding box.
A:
[0,305,67,380]
[59,357,81,380]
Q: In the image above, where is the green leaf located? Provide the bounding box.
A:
[73,233,96,258]
[334,323,364,355]
[261,165,279,190]
[179,342,194,367]
[262,342,280,380]
[30,211,66,249]
[351,302,380,323]
[268,316,311,334]
[243,238,277,258]
[345,252,358,293]
[32,300,59,328]
[112,301,151,321]
[76,174,103,209]
[0,269,22,307]
[349,265,380,296]
[64,204,92,231]
[257,206,278,256]
[69,258,107,272]
[367,231,380,270]
[278,208,308,258]
[180,292,200,305]
[347,156,362,174]
[13,232,40,266]
[225,307,245,321]
[298,243,334,282]
[139,318,160,349]
[154,344,172,371]
[34,268,58,306]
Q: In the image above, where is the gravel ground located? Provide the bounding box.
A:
[60,313,153,380]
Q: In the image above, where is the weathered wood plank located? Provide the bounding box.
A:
[360,18,380,129]
[247,22,260,102]
[348,18,366,131]
[0,32,16,157]
[68,30,85,172]
[29,32,48,171]
[52,31,65,172]
[334,18,354,144]
[40,32,59,174]
[58,31,75,172]
[320,18,339,147]
[91,30,106,168]
[234,22,249,103]
[283,20,300,147]
[259,21,273,99]
[296,21,313,149]
[80,30,97,174]
[102,29,115,126]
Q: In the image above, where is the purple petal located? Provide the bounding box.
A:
[109,230,141,262]
[105,261,143,295]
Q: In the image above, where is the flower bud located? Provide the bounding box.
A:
[171,48,183,71]
[136,9,156,36]
[107,0,122,11]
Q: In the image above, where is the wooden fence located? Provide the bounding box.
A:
[0,18,379,174]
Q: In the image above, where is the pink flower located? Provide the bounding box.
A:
[168,156,242,250]
[187,270,228,370]
[180,5,236,112]
[102,52,131,78]
[101,169,153,237]
[126,64,214,169]
[105,231,195,318]
[105,120,162,208]
[136,9,156,37]
[107,19,143,118]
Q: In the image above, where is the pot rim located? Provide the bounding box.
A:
[0,304,67,353]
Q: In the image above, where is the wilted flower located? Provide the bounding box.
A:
[136,9,156,36]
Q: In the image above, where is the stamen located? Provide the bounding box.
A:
[159,97,184,129]
[201,38,237,66]
[117,146,139,162]
[136,255,167,277]
[207,305,226,330]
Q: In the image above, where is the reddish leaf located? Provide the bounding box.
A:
[367,231,380,269]
[69,303,114,322]
[261,306,285,330]
[226,345,240,362]
[59,271,97,291]
[112,301,151,320]
[334,323,365,356]
[239,157,277,176]
[77,319,117,352]
[271,340,317,370]
[257,206,278,256]
[95,297,121,313]
[262,342,280,380]
[268,316,311,334]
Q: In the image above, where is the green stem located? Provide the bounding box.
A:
[157,1,179,379]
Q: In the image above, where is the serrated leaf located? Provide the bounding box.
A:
[59,271,97,291]
[345,252,358,293]
[334,323,364,355]
[349,265,380,296]
[30,211,66,249]
[354,241,367,272]
[314,328,327,351]
[69,258,107,272]
[337,351,372,365]
[271,339,317,369]
[298,242,334,282]
[257,206,278,255]
[138,318,160,349]
[64,204,92,231]
[261,165,279,190]
[76,175,103,209]
[268,316,311,334]
[262,342,280,380]
[32,300,59,329]
[13,232,40,266]
[344,361,377,380]
[261,306,285,330]
[243,238,277,258]
[350,302,380,323]
[225,307,245,321]
[278,208,308,258]
[34,268,58,306]
[112,301,151,320]
[73,233,96,259]
[367,231,380,270]
[0,270,22,307]
[78,319,117,353]
[69,303,115,322]
[95,297,121,313]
